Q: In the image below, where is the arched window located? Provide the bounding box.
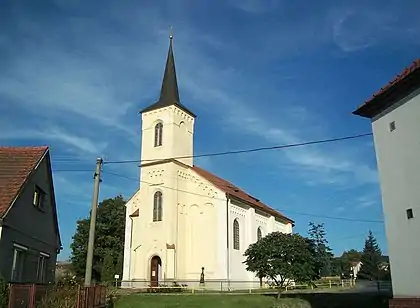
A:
[233,219,240,250]
[154,122,163,147]
[257,227,262,241]
[153,191,163,222]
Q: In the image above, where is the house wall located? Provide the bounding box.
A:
[0,154,59,283]
[371,88,420,297]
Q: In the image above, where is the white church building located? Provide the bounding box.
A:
[122,36,294,289]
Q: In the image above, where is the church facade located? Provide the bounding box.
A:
[122,36,294,289]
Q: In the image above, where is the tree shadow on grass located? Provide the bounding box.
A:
[266,292,391,308]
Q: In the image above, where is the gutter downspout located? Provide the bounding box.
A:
[226,194,230,288]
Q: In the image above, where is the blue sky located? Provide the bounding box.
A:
[1,0,420,261]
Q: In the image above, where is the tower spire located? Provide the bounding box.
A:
[159,29,179,105]
[140,30,196,118]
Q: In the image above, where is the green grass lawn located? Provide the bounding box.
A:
[114,294,310,308]
[114,293,390,308]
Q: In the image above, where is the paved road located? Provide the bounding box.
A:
[340,280,392,294]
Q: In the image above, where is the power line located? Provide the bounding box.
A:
[102,132,373,165]
[101,170,383,224]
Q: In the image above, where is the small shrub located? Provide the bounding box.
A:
[146,281,186,293]
[38,285,78,308]
[56,273,79,287]
[0,275,8,308]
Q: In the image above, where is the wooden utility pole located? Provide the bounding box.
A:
[84,157,103,286]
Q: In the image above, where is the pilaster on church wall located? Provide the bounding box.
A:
[267,216,275,233]
[247,208,256,246]
[122,201,132,281]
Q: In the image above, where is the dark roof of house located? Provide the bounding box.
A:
[0,146,48,217]
[192,166,294,224]
[140,37,196,118]
[353,59,420,118]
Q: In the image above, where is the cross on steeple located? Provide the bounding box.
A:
[140,30,196,118]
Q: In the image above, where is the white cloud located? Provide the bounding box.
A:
[331,6,420,52]
[0,126,106,154]
[356,194,379,209]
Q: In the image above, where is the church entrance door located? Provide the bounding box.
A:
[150,256,161,287]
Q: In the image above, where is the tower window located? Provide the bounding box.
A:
[233,219,240,250]
[153,191,163,222]
[154,122,163,147]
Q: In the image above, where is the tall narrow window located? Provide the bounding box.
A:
[37,253,49,283]
[11,246,27,282]
[233,219,240,250]
[153,191,163,222]
[154,122,163,147]
[257,227,262,241]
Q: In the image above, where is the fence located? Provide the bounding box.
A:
[120,278,355,293]
[76,285,107,308]
[7,284,50,308]
[7,284,107,308]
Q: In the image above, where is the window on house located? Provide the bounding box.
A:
[154,122,163,147]
[153,191,163,222]
[33,186,45,210]
[233,219,240,250]
[11,245,27,282]
[407,208,414,220]
[389,121,396,132]
[37,253,49,284]
[257,227,262,241]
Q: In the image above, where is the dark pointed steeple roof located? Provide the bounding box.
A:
[140,35,196,118]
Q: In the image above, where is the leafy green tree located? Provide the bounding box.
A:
[70,195,126,282]
[308,222,333,277]
[357,231,382,281]
[101,250,115,283]
[243,232,318,298]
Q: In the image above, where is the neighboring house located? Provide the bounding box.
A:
[349,261,362,279]
[353,60,420,307]
[122,36,294,290]
[0,146,62,284]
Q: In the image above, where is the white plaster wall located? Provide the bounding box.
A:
[176,168,226,283]
[255,211,269,239]
[372,89,420,297]
[122,192,135,282]
[229,202,250,282]
[124,162,179,283]
[274,219,289,233]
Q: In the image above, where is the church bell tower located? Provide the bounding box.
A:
[139,34,196,167]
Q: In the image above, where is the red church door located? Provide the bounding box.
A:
[150,256,161,287]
